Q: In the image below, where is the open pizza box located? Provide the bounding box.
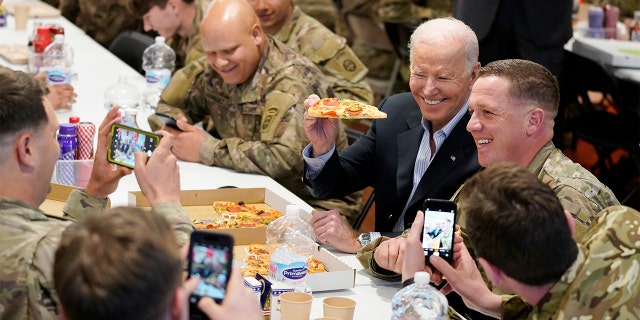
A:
[128,187,355,292]
[40,183,111,216]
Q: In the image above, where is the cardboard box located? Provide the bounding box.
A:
[129,187,356,291]
[573,36,640,68]
[40,183,111,217]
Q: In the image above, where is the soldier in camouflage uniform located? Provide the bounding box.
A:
[404,163,640,319]
[152,0,363,225]
[249,0,374,105]
[59,0,142,48]
[126,0,210,70]
[294,0,348,37]
[0,69,192,319]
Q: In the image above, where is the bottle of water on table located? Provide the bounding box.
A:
[44,34,74,86]
[391,271,448,319]
[142,36,175,110]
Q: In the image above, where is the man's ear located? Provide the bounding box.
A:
[16,133,37,168]
[525,108,544,136]
[251,23,263,46]
[57,304,67,320]
[169,286,185,320]
[478,257,503,286]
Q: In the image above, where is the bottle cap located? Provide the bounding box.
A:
[414,271,430,284]
[54,34,65,43]
[155,36,166,44]
[69,116,80,124]
[58,123,76,135]
[285,204,300,216]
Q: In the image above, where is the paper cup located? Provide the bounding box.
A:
[14,5,30,31]
[279,292,313,320]
[323,297,356,320]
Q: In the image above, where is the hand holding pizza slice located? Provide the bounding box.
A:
[308,98,387,119]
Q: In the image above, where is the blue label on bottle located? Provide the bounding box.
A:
[47,67,71,85]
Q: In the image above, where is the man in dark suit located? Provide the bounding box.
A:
[453,0,573,77]
[302,17,481,256]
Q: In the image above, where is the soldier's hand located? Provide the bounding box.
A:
[311,210,361,253]
[85,106,131,199]
[373,236,406,274]
[303,94,339,157]
[164,115,207,163]
[134,131,181,205]
[47,84,77,110]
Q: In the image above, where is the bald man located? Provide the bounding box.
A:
[150,0,363,224]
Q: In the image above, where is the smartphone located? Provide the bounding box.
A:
[187,231,234,319]
[421,199,457,264]
[155,112,181,130]
[107,123,161,169]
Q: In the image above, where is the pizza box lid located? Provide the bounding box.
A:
[234,242,356,292]
[40,183,111,217]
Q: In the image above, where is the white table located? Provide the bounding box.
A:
[0,2,400,318]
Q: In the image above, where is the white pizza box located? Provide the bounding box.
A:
[129,187,355,291]
[40,183,111,217]
[572,35,640,68]
[128,187,304,241]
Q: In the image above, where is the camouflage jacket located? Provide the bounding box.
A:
[59,0,141,48]
[0,191,192,320]
[342,0,452,23]
[275,6,373,104]
[154,36,363,224]
[168,0,209,70]
[529,205,640,319]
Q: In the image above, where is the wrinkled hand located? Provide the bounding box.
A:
[373,236,406,274]
[84,106,132,198]
[47,84,77,110]
[163,114,207,163]
[303,94,339,157]
[134,131,181,206]
[310,210,360,253]
[429,235,502,317]
[197,267,264,320]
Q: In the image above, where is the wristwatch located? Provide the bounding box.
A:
[357,232,373,247]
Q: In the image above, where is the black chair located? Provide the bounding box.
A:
[108,31,155,75]
[561,50,640,206]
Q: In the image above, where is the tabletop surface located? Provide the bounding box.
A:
[0,1,400,318]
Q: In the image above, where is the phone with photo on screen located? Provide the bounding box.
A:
[107,123,161,169]
[187,231,234,319]
[421,198,457,265]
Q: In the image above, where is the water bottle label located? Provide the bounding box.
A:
[145,69,172,89]
[269,260,308,285]
[46,67,71,85]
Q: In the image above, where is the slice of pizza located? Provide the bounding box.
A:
[308,97,387,119]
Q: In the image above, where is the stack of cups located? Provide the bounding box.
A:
[76,122,96,160]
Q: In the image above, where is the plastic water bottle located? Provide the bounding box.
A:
[142,36,175,110]
[267,204,316,294]
[391,272,448,320]
[104,73,141,110]
[44,34,74,86]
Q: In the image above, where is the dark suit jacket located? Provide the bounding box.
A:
[454,0,573,48]
[305,93,481,232]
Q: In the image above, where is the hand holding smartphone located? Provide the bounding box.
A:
[107,123,161,169]
[155,112,181,131]
[421,199,456,265]
[187,231,234,319]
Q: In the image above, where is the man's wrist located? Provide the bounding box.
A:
[357,232,381,247]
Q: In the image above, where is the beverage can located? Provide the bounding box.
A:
[588,6,604,28]
[57,123,77,160]
[76,122,95,160]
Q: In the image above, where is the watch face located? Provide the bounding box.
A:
[358,233,371,246]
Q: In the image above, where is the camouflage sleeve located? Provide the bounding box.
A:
[198,89,304,181]
[324,46,374,104]
[377,0,433,23]
[356,235,402,281]
[62,189,109,221]
[151,58,209,131]
[151,203,194,247]
[554,185,613,242]
[184,33,205,66]
[501,295,532,319]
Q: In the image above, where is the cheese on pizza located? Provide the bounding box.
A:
[308,97,387,119]
[193,201,284,229]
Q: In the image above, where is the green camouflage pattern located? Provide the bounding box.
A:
[154,36,363,224]
[59,0,142,48]
[276,6,373,105]
[294,0,349,37]
[167,0,210,70]
[530,205,640,319]
[0,190,192,319]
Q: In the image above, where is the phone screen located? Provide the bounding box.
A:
[188,231,233,309]
[422,199,456,264]
[107,124,160,169]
